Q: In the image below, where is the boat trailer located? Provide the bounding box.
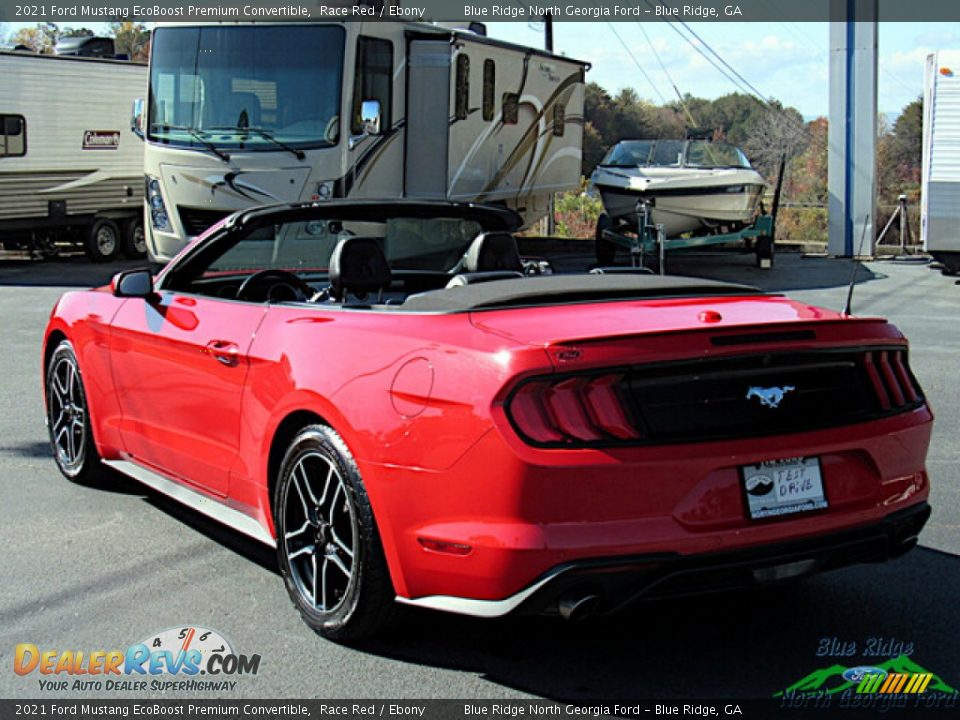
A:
[595,156,786,273]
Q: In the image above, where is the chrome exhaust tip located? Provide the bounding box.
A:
[558,590,601,622]
[891,535,918,558]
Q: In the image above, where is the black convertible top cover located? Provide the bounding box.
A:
[401,274,762,312]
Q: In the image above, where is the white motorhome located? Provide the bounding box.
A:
[921,50,960,275]
[0,50,148,260]
[139,22,587,263]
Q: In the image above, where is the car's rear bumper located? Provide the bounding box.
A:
[370,406,932,605]
[398,501,930,618]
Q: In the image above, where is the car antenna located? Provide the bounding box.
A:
[842,214,871,317]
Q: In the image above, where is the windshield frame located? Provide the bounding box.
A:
[157,201,523,294]
[147,24,346,153]
[599,139,752,170]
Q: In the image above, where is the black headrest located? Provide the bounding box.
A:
[463,232,523,273]
[328,236,391,301]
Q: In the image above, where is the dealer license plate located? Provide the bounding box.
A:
[741,457,827,520]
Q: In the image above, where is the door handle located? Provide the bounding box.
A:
[203,340,240,367]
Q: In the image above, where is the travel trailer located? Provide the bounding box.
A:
[139,22,588,262]
[921,50,960,275]
[0,49,148,260]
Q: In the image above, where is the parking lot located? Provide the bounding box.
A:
[0,249,957,700]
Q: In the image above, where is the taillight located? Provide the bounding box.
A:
[506,373,641,446]
[864,350,922,412]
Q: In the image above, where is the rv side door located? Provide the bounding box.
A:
[405,40,450,199]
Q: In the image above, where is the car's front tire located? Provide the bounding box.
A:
[46,340,106,484]
[275,424,397,642]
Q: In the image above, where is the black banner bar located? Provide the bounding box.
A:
[1,0,960,23]
[3,698,960,720]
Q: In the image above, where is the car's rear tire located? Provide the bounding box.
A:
[46,340,106,484]
[275,424,397,642]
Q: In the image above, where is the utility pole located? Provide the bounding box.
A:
[828,2,878,257]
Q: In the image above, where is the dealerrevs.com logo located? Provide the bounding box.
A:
[14,626,261,692]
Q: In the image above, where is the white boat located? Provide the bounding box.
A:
[590,139,767,238]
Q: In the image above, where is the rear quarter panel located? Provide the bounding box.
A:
[234,305,554,561]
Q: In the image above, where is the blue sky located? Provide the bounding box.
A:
[6,20,957,117]
[488,21,959,118]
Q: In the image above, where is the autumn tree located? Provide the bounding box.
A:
[108,21,150,61]
[9,22,60,53]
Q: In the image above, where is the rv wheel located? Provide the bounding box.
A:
[85,219,120,263]
[595,213,616,266]
[123,218,147,258]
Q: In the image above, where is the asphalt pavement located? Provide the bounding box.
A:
[0,249,957,701]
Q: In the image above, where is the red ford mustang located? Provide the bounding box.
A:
[43,200,932,641]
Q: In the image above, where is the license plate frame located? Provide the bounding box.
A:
[740,456,828,520]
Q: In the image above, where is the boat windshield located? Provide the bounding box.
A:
[148,25,345,152]
[601,140,652,166]
[600,140,752,169]
[685,141,752,168]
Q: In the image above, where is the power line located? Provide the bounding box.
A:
[658,18,762,101]
[606,22,668,104]
[637,2,765,104]
[677,20,772,103]
[635,22,698,126]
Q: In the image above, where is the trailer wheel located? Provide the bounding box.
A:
[123,218,147,258]
[755,235,774,269]
[85,219,120,262]
[595,213,616,266]
[34,233,59,259]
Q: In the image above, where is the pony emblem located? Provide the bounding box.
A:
[746,385,795,409]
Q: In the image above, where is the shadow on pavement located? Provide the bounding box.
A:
[356,546,959,701]
[140,486,279,575]
[51,454,959,701]
[0,256,149,288]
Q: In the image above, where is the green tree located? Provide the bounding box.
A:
[887,97,923,179]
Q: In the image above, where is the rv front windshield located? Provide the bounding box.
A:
[148,25,345,152]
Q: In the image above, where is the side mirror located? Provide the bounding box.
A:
[349,99,381,150]
[360,99,381,136]
[112,268,156,300]
[131,97,145,139]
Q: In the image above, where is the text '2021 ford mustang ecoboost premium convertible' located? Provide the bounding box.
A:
[43,200,932,641]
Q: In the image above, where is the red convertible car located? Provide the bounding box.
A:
[43,200,932,641]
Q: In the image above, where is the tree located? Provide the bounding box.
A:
[785,117,828,203]
[109,21,150,61]
[9,22,60,53]
[742,105,809,180]
[61,27,95,38]
[886,97,923,181]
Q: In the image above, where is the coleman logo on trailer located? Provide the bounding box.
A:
[82,131,121,150]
